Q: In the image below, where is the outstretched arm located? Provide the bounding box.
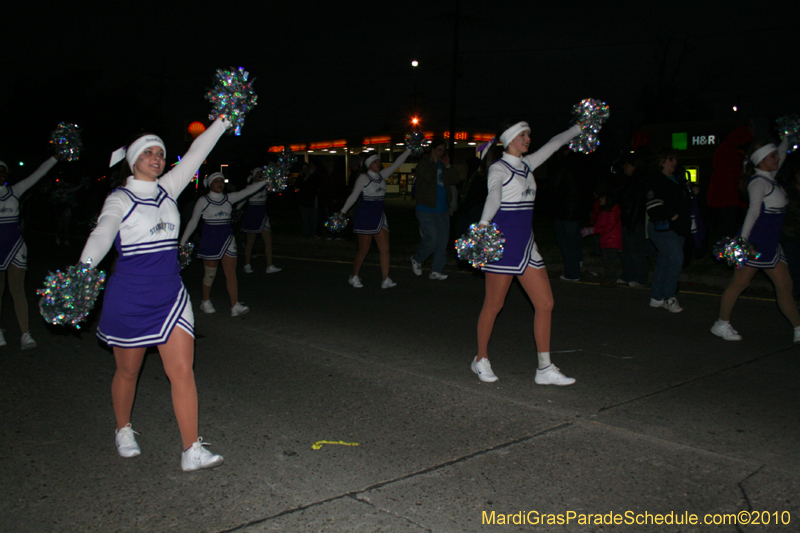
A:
[180,198,207,245]
[159,118,230,198]
[12,156,58,196]
[226,179,268,204]
[340,174,370,214]
[522,124,581,171]
[379,149,412,179]
[79,193,125,265]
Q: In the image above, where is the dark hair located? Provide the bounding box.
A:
[429,138,447,152]
[651,148,679,175]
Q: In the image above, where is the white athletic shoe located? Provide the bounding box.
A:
[115,424,141,458]
[21,332,37,350]
[231,302,250,317]
[711,320,742,341]
[471,356,499,382]
[429,271,448,280]
[661,297,683,313]
[535,365,576,386]
[411,257,422,276]
[381,277,397,289]
[200,300,216,314]
[243,264,253,274]
[0,329,7,347]
[348,275,363,288]
[181,438,223,472]
[266,265,282,274]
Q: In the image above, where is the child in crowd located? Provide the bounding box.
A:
[582,189,622,287]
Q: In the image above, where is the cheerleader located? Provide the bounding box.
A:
[340,149,411,288]
[180,171,267,316]
[472,121,581,384]
[240,167,281,274]
[80,118,229,471]
[0,155,59,349]
[712,138,800,342]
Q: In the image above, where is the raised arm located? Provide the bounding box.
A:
[226,179,268,204]
[11,156,58,196]
[159,118,230,198]
[180,198,208,245]
[522,125,581,171]
[341,174,370,214]
[379,149,412,179]
[79,193,125,265]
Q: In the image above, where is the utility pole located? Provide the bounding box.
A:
[448,0,460,161]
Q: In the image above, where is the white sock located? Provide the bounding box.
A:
[537,352,551,370]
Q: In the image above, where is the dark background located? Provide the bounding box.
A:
[3,1,799,175]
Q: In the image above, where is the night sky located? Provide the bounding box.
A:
[3,1,799,175]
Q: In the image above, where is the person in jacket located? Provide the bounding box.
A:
[410,139,461,280]
[645,150,691,312]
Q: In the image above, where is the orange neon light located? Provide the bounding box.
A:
[472,133,496,142]
[289,144,307,151]
[309,142,332,149]
[363,136,391,145]
[268,145,285,153]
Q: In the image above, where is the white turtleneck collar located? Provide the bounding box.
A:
[125,176,159,197]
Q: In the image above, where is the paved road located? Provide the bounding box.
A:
[2,249,798,532]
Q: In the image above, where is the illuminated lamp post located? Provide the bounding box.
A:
[188,121,206,139]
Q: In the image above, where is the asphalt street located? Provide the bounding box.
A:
[1,245,798,532]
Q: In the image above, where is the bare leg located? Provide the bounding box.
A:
[220,254,238,306]
[718,266,758,321]
[157,327,198,449]
[112,346,146,429]
[516,266,555,354]
[0,270,5,320]
[202,259,219,301]
[244,233,256,265]
[352,234,373,276]
[476,272,514,360]
[7,265,29,334]
[374,228,391,280]
[262,229,273,267]
[764,262,800,327]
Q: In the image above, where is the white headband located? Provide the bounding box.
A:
[499,122,530,148]
[750,143,777,166]
[109,135,166,170]
[204,172,225,188]
[364,154,380,169]
[247,167,263,184]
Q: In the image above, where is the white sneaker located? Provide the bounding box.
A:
[181,438,223,472]
[348,275,363,288]
[559,275,580,282]
[649,298,663,307]
[711,320,742,341]
[535,365,575,386]
[628,281,642,287]
[21,332,37,350]
[471,356,499,382]
[200,300,216,314]
[243,264,253,274]
[115,424,141,458]
[411,257,422,276]
[231,302,250,317]
[429,271,448,280]
[0,329,6,347]
[266,265,282,274]
[381,277,397,289]
[616,278,627,285]
[662,297,683,313]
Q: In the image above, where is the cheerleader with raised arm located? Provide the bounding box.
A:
[0,155,59,349]
[80,118,230,471]
[240,167,281,274]
[472,121,581,384]
[340,148,411,289]
[711,137,800,342]
[180,171,268,316]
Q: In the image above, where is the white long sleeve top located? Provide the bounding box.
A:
[740,138,789,240]
[479,125,581,226]
[341,149,411,213]
[0,157,58,225]
[180,179,268,244]
[79,119,229,265]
